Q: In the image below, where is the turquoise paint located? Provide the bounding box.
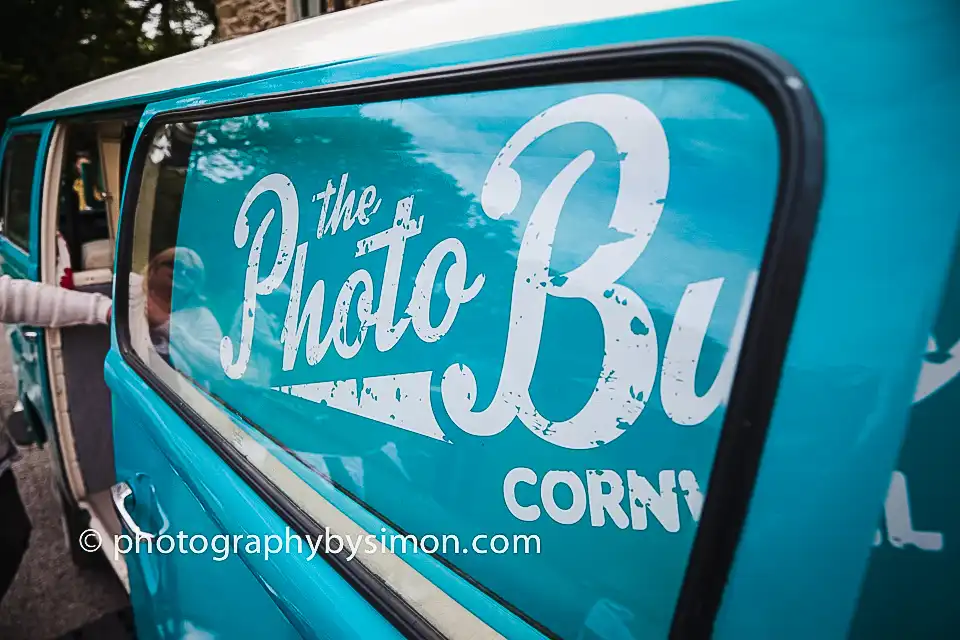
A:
[0,236,30,277]
[848,224,960,637]
[711,1,960,638]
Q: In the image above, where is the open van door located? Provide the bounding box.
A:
[0,122,54,447]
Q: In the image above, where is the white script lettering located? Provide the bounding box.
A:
[222,93,756,448]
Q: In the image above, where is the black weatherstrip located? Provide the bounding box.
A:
[114,38,824,639]
[667,48,824,640]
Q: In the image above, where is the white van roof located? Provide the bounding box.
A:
[24,0,714,117]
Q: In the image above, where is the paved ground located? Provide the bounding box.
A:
[0,339,130,639]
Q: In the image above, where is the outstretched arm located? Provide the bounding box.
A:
[0,275,111,327]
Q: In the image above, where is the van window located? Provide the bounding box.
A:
[1,134,41,251]
[124,77,781,638]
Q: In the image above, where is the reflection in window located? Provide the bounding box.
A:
[129,123,226,391]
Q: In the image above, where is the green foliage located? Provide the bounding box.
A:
[0,0,216,126]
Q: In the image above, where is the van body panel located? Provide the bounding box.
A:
[710,2,960,637]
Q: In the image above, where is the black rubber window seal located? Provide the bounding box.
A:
[113,37,824,640]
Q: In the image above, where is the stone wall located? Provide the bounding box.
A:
[312,0,383,15]
[215,0,385,42]
[215,0,288,41]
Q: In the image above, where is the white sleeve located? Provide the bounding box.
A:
[0,275,111,327]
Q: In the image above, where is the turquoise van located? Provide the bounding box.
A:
[1,0,958,637]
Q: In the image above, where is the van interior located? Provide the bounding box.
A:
[42,116,139,587]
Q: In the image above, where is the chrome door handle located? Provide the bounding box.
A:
[111,481,154,541]
[21,329,38,340]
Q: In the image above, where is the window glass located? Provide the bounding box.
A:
[127,78,779,638]
[1,134,41,250]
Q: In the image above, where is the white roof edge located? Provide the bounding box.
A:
[23,0,721,117]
